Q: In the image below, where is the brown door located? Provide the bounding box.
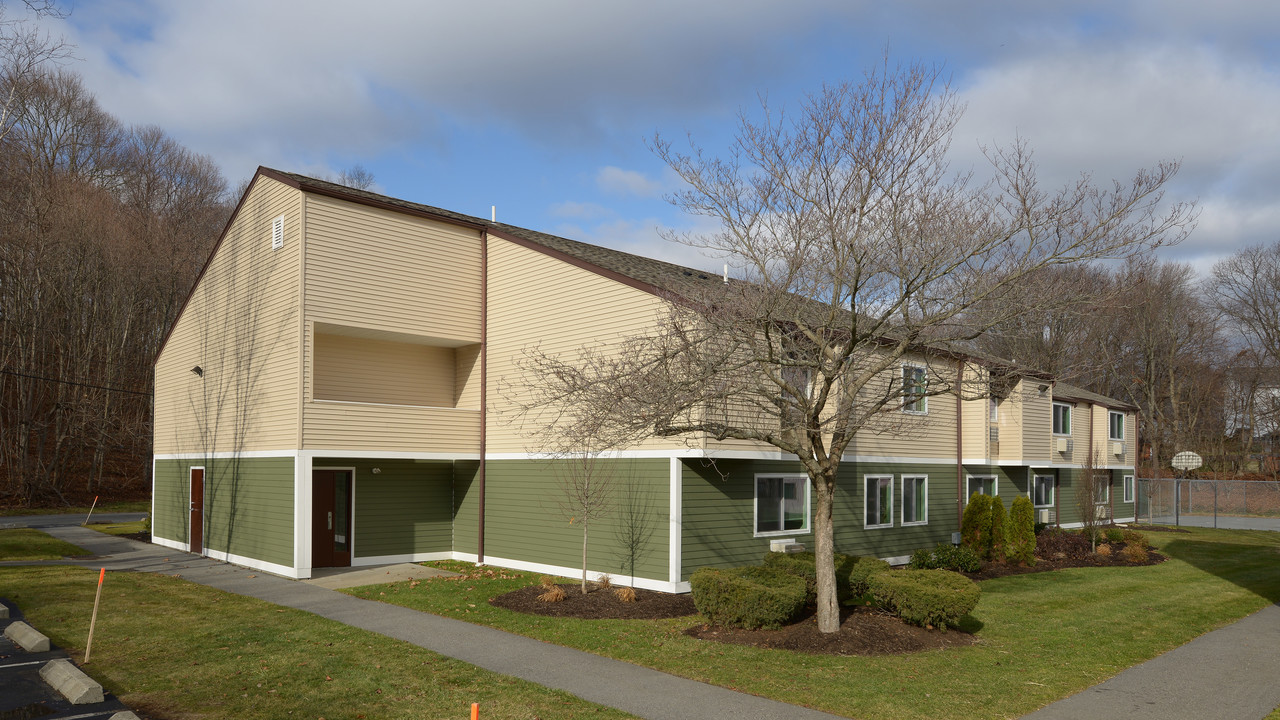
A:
[312,470,352,568]
[189,467,204,554]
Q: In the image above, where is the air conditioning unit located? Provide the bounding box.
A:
[989,426,1000,444]
[1055,437,1073,453]
[1035,508,1055,524]
[1095,505,1111,521]
[1111,441,1125,456]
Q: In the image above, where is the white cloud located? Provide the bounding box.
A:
[595,167,666,198]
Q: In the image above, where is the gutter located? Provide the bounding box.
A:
[957,358,965,529]
[478,229,488,564]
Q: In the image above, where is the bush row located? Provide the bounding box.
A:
[867,568,981,629]
[960,493,1037,565]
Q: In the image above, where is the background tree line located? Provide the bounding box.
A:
[0,45,231,504]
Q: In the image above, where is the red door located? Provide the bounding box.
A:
[189,467,204,554]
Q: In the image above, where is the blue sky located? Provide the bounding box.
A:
[45,0,1280,274]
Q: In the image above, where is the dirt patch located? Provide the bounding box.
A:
[490,583,697,620]
[117,531,151,543]
[1137,525,1193,533]
[684,605,975,656]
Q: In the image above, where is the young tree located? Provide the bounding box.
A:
[552,444,615,594]
[1075,449,1108,552]
[521,60,1194,633]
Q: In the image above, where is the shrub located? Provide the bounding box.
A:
[1007,496,1037,566]
[689,566,807,629]
[1122,529,1149,548]
[1036,527,1092,560]
[763,551,889,601]
[614,586,637,603]
[1096,543,1112,557]
[988,498,1008,561]
[1121,543,1149,563]
[960,493,992,552]
[596,574,612,590]
[910,543,983,573]
[1104,527,1125,543]
[868,569,981,629]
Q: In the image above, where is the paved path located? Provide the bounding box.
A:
[18,525,843,720]
[1024,602,1280,719]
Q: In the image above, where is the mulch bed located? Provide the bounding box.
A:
[962,548,1166,581]
[1138,525,1192,533]
[684,604,975,656]
[489,583,697,620]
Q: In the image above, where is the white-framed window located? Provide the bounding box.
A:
[1109,411,1125,441]
[754,475,809,536]
[1123,474,1134,504]
[902,475,928,526]
[901,364,927,414]
[865,475,893,529]
[989,397,999,422]
[1032,473,1055,508]
[967,475,997,501]
[1094,474,1111,505]
[1052,402,1072,435]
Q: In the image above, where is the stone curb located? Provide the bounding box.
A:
[110,712,141,720]
[4,619,50,651]
[0,601,9,618]
[40,658,105,705]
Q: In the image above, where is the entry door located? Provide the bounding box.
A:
[189,467,204,554]
[312,470,352,567]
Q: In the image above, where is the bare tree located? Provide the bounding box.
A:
[552,445,615,594]
[1075,449,1108,552]
[336,164,375,191]
[520,59,1195,633]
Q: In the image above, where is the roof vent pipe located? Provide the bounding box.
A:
[723,264,728,284]
[491,206,496,222]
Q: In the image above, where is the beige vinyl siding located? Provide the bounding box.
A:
[848,357,959,460]
[962,393,988,461]
[154,176,301,455]
[305,402,480,452]
[303,193,482,342]
[485,238,677,453]
[313,332,457,407]
[997,381,1027,464]
[455,343,482,408]
[1023,384,1052,463]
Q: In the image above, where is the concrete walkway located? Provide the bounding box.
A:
[1024,602,1280,719]
[20,525,843,720]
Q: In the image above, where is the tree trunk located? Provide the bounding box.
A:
[581,521,589,594]
[812,472,839,633]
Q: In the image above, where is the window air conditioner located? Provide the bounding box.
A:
[989,426,1000,444]
[1036,508,1054,524]
[1055,437,1073,453]
[1095,505,1111,521]
[1112,441,1125,456]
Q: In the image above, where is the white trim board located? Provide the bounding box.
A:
[451,552,690,594]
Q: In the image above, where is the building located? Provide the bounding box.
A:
[151,168,1138,590]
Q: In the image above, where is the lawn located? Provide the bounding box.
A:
[0,500,150,517]
[0,528,89,560]
[346,527,1280,720]
[85,519,148,537]
[0,565,634,720]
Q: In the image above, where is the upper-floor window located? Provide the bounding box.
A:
[1109,411,1125,441]
[902,364,927,414]
[1052,402,1072,435]
[989,397,999,422]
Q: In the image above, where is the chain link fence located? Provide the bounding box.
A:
[1137,478,1280,531]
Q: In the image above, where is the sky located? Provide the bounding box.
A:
[36,0,1280,275]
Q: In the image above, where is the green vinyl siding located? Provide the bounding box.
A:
[681,459,959,579]
[153,459,194,544]
[153,456,295,567]
[453,458,670,582]
[963,465,1029,510]
[314,458,453,559]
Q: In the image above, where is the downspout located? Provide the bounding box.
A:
[478,229,488,565]
[956,358,965,529]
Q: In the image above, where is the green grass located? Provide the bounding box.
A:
[0,500,150,517]
[0,566,634,720]
[347,528,1280,720]
[85,520,148,537]
[0,528,89,560]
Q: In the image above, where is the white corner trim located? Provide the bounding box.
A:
[151,536,187,553]
[353,552,454,566]
[203,547,302,579]
[669,457,682,587]
[154,450,298,461]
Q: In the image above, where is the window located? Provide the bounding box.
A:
[1109,411,1125,441]
[1052,402,1072,435]
[865,475,893,528]
[1123,474,1134,504]
[967,475,996,500]
[1094,474,1111,505]
[902,475,928,526]
[989,397,999,422]
[1032,474,1055,507]
[754,475,809,536]
[902,364,927,414]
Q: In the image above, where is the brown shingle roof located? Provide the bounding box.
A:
[1053,382,1137,412]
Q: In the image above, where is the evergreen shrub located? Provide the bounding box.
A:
[907,543,982,573]
[763,551,889,601]
[988,498,1008,561]
[689,565,807,629]
[1007,496,1037,566]
[961,493,992,552]
[868,569,981,629]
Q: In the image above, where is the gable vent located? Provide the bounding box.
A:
[272,215,285,250]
